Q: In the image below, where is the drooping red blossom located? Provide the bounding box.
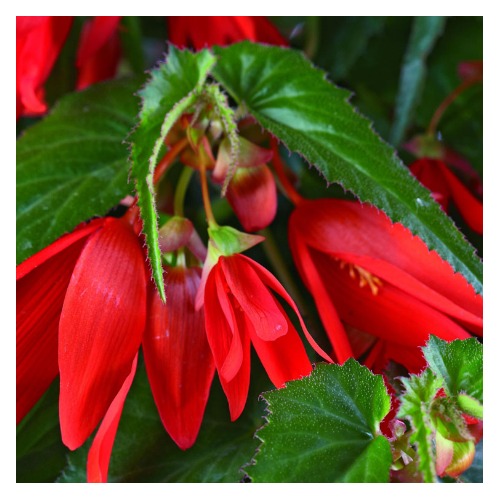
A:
[76,16,122,90]
[204,253,331,420]
[288,198,483,371]
[16,210,147,446]
[409,158,483,234]
[16,16,73,119]
[143,266,215,450]
[168,16,287,50]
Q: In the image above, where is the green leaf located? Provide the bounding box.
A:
[398,368,443,483]
[211,41,482,295]
[17,380,68,483]
[129,47,216,302]
[423,335,483,403]
[58,355,269,483]
[16,77,141,265]
[246,360,392,483]
[390,16,445,146]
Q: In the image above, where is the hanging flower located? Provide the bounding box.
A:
[75,16,122,90]
[16,16,73,119]
[288,198,483,371]
[168,16,287,50]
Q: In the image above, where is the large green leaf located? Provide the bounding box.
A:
[397,368,443,483]
[58,355,270,483]
[246,360,392,483]
[129,47,216,302]
[423,335,483,403]
[211,42,482,295]
[390,16,445,146]
[16,78,141,265]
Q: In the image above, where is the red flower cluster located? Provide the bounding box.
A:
[16,16,286,119]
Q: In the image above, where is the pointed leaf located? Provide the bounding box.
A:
[211,41,482,296]
[129,46,216,302]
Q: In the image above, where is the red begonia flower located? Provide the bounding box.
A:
[143,266,215,450]
[204,253,331,420]
[289,199,483,371]
[76,16,122,90]
[410,158,483,234]
[16,16,73,119]
[168,16,287,50]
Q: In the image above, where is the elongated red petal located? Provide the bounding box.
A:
[76,16,122,90]
[226,164,277,232]
[16,238,87,424]
[240,253,335,364]
[143,267,215,450]
[16,218,105,280]
[310,248,470,348]
[334,253,482,335]
[204,265,250,421]
[221,255,288,342]
[288,231,353,363]
[249,297,312,388]
[87,354,137,483]
[76,16,121,66]
[410,158,451,211]
[291,199,482,319]
[437,161,483,234]
[59,217,147,450]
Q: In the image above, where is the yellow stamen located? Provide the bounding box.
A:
[333,257,383,296]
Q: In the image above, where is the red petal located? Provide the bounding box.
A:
[143,267,215,450]
[158,216,193,254]
[16,17,51,39]
[76,16,121,66]
[437,161,483,234]
[288,231,352,363]
[17,17,72,116]
[16,238,87,424]
[16,218,105,280]
[226,164,277,232]
[410,158,451,211]
[291,199,483,320]
[76,16,122,90]
[249,297,312,388]
[59,217,147,450]
[238,254,335,364]
[221,255,288,342]
[204,265,251,421]
[214,267,243,381]
[251,16,288,46]
[310,248,470,348]
[87,354,137,483]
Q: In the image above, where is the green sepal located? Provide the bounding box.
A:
[208,225,264,257]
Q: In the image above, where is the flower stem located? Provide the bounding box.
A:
[153,137,189,186]
[174,166,194,217]
[270,137,305,206]
[427,77,481,136]
[199,137,218,228]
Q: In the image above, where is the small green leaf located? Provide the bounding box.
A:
[423,335,483,403]
[211,42,482,296]
[398,368,443,483]
[16,78,141,265]
[246,360,392,483]
[129,47,216,302]
[390,16,446,146]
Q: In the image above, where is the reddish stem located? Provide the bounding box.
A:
[270,138,305,206]
[427,77,482,136]
[153,137,189,186]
